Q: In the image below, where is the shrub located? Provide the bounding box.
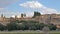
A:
[0,23,6,31]
[6,23,17,31]
[49,24,57,30]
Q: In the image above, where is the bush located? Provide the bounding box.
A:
[33,23,45,30]
[6,23,18,31]
[0,23,6,31]
[49,24,57,30]
[6,20,57,31]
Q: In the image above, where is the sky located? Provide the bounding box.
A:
[0,0,60,18]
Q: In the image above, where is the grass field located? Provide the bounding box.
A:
[0,31,59,34]
[0,33,60,34]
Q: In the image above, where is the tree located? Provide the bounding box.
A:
[21,13,26,18]
[0,23,6,31]
[21,13,24,18]
[6,23,18,31]
[17,24,26,30]
[33,11,41,18]
[49,24,57,30]
[36,23,45,30]
[30,26,37,30]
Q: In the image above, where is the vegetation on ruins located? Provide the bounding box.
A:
[6,20,57,31]
[0,20,57,31]
[33,11,41,18]
[0,23,6,31]
[49,24,57,30]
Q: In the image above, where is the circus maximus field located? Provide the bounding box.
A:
[0,13,60,28]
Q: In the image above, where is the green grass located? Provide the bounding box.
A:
[0,31,60,34]
[0,33,41,34]
[50,33,60,34]
[0,33,60,34]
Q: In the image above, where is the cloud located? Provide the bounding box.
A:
[19,1,60,14]
[20,1,44,8]
[25,12,34,17]
[41,8,60,14]
[0,8,20,17]
[0,8,33,17]
[0,0,19,8]
[0,0,19,17]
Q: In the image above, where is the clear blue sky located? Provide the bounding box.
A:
[0,0,60,17]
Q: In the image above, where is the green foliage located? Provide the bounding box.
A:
[33,11,41,18]
[1,20,57,31]
[39,23,45,30]
[0,19,57,31]
[6,23,18,31]
[49,24,57,30]
[0,23,6,31]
